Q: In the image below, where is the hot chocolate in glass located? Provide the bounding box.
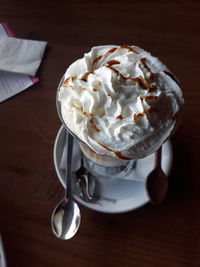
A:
[57,45,184,180]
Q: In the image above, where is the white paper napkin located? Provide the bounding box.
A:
[0,22,47,103]
[0,36,47,76]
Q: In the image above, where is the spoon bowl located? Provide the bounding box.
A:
[51,198,80,240]
[146,146,168,204]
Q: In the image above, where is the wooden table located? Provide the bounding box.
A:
[0,0,199,266]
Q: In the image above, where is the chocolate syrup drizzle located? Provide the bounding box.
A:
[116,115,123,120]
[133,107,159,120]
[105,59,120,66]
[89,117,100,132]
[92,45,139,66]
[98,142,132,160]
[80,72,90,82]
[63,77,74,87]
[92,47,118,65]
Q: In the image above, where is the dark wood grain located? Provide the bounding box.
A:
[0,0,200,266]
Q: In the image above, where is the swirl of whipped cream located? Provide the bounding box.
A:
[58,45,184,159]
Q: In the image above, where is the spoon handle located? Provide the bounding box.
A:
[65,130,74,199]
[156,146,162,169]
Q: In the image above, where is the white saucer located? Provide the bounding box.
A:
[53,126,173,213]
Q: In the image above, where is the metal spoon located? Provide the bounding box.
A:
[146,146,168,204]
[75,154,95,202]
[51,131,81,240]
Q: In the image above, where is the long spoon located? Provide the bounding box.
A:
[146,146,168,204]
[51,131,81,240]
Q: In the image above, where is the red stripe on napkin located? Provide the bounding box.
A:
[1,22,15,37]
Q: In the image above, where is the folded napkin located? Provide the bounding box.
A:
[0,22,47,102]
[0,36,47,76]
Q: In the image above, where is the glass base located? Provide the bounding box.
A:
[82,152,136,180]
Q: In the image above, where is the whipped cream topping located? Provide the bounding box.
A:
[58,45,184,159]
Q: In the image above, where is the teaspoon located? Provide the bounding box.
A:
[51,131,81,240]
[146,146,168,204]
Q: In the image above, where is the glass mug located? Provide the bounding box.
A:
[56,76,135,180]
